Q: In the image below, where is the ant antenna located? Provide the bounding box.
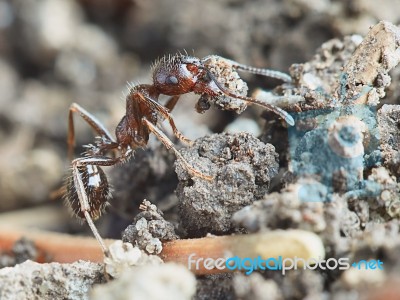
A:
[202,67,295,126]
[202,56,292,83]
[233,62,292,83]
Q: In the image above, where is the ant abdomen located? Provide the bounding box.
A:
[64,165,111,221]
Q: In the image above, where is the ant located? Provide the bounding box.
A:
[64,52,297,256]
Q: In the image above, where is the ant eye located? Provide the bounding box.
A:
[166,75,178,85]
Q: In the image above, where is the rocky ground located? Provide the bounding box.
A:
[0,1,400,299]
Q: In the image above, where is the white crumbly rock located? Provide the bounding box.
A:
[104,240,163,278]
[91,263,196,300]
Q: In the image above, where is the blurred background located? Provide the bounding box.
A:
[0,0,399,236]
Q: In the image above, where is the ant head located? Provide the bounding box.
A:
[152,54,205,96]
[152,54,294,125]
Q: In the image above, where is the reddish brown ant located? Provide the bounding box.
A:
[64,53,296,256]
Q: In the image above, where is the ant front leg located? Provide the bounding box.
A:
[164,95,181,112]
[139,94,193,146]
[68,103,116,160]
[65,155,123,256]
[142,118,213,181]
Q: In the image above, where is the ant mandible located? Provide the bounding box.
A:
[64,52,296,256]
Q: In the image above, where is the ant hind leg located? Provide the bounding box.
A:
[68,103,115,160]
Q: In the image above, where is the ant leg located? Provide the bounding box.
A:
[68,103,115,160]
[142,118,213,181]
[139,94,193,145]
[161,110,193,146]
[164,95,181,112]
[69,155,123,256]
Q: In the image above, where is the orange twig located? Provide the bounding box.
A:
[0,226,324,275]
[0,226,110,263]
